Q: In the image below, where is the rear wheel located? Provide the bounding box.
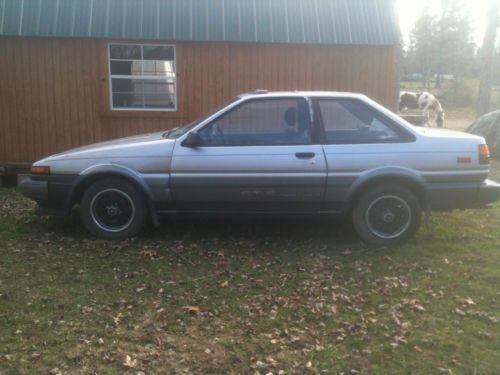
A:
[80,178,148,239]
[352,184,421,245]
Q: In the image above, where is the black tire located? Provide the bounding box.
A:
[80,178,148,240]
[352,184,421,246]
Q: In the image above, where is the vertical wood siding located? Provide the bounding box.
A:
[0,37,398,163]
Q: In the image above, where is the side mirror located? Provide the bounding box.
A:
[182,131,202,148]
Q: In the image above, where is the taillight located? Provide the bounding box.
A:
[479,144,490,165]
[31,166,50,175]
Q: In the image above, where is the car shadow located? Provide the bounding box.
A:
[37,208,361,248]
[147,215,360,245]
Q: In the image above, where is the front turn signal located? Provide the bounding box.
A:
[31,166,50,175]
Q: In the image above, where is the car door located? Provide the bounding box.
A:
[170,96,327,211]
[314,97,416,211]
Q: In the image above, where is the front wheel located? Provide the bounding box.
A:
[352,184,421,245]
[80,178,148,239]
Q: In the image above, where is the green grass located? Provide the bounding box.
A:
[1,164,500,374]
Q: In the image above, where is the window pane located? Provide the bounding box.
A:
[140,79,175,94]
[111,78,136,93]
[112,93,143,108]
[109,44,141,60]
[110,60,142,76]
[319,100,400,143]
[143,94,176,109]
[142,60,175,76]
[143,45,174,60]
[199,99,311,146]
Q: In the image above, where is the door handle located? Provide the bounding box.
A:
[295,152,315,159]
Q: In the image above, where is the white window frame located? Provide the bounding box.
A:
[107,42,177,112]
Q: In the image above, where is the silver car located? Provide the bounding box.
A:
[19,91,500,245]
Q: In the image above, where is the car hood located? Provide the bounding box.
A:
[37,131,175,163]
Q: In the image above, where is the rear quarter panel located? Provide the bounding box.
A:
[322,132,489,210]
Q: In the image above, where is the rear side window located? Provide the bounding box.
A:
[317,99,407,144]
[198,98,311,146]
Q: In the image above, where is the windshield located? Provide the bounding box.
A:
[164,97,240,139]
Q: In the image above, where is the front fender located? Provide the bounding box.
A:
[76,163,159,226]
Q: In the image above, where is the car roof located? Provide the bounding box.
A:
[238,90,367,100]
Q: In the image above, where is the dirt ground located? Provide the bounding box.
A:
[445,118,473,131]
[441,107,477,131]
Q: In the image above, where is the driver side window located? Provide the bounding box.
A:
[198,98,311,146]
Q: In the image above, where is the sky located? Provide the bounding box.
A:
[397,0,489,46]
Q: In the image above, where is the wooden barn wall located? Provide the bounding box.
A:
[0,37,398,163]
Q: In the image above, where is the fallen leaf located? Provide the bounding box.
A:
[478,331,493,339]
[156,308,165,315]
[139,249,163,260]
[266,357,277,365]
[113,313,123,326]
[183,305,200,314]
[413,304,426,312]
[459,297,475,306]
[454,308,466,316]
[123,354,137,369]
[437,368,452,374]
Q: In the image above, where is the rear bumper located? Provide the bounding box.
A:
[18,173,78,216]
[427,179,500,211]
[478,179,500,206]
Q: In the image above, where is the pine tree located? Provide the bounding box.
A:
[405,0,476,105]
[408,8,438,89]
[434,0,474,93]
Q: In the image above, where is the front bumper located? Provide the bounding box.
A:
[18,173,78,216]
[18,173,48,201]
[427,179,500,211]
